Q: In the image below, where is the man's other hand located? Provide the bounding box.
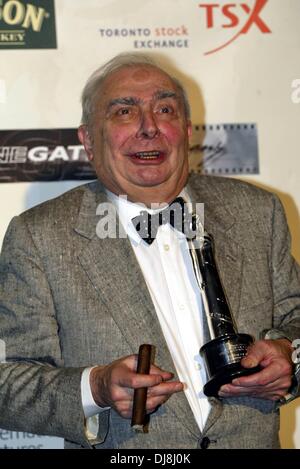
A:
[218,339,293,401]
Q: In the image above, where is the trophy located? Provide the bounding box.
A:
[188,214,260,398]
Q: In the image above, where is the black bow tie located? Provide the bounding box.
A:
[132,197,193,245]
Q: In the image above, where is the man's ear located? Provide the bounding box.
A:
[78,125,94,161]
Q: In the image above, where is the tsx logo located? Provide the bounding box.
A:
[198,0,271,55]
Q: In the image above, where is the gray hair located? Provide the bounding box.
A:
[80,52,191,128]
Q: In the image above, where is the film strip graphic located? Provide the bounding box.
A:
[0,123,259,182]
[189,123,259,176]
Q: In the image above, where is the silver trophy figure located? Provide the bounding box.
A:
[188,214,260,397]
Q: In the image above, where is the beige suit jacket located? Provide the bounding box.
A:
[0,174,300,448]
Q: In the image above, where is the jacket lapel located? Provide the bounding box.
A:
[187,178,244,321]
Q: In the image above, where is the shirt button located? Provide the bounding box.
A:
[200,437,210,449]
[163,244,170,251]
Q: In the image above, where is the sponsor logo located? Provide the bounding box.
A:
[189,123,259,175]
[198,0,271,55]
[0,124,259,182]
[0,128,93,182]
[0,430,63,449]
[99,25,189,50]
[0,144,86,163]
[0,0,56,48]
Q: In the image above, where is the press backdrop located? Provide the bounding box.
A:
[0,0,299,449]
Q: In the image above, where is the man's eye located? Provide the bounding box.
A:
[159,106,173,114]
[117,108,130,116]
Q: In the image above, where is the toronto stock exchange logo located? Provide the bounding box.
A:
[0,0,56,49]
[198,0,271,55]
[99,25,189,50]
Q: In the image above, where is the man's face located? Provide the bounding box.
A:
[79,65,192,204]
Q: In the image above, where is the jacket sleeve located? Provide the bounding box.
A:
[0,216,109,447]
[270,194,300,340]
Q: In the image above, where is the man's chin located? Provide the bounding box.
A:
[133,178,170,189]
[133,170,180,187]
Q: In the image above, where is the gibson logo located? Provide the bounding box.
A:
[198,0,271,55]
[0,0,56,49]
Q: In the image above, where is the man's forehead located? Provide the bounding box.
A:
[130,67,158,82]
[105,90,179,112]
[113,64,171,79]
[102,65,177,93]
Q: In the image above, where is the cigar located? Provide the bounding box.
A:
[131,344,153,433]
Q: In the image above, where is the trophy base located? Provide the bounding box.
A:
[200,333,261,398]
[203,362,261,397]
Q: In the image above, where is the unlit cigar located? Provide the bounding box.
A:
[131,344,153,433]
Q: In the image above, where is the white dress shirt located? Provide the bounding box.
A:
[81,188,210,431]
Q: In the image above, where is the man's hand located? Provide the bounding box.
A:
[218,339,294,400]
[90,355,184,418]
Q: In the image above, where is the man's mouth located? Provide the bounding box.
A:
[131,151,162,160]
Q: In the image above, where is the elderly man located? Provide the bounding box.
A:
[0,53,300,449]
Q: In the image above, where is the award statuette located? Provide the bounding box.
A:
[188,217,260,398]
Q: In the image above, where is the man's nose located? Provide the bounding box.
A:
[136,110,159,139]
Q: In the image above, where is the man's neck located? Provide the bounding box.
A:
[127,192,180,207]
[121,182,188,208]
